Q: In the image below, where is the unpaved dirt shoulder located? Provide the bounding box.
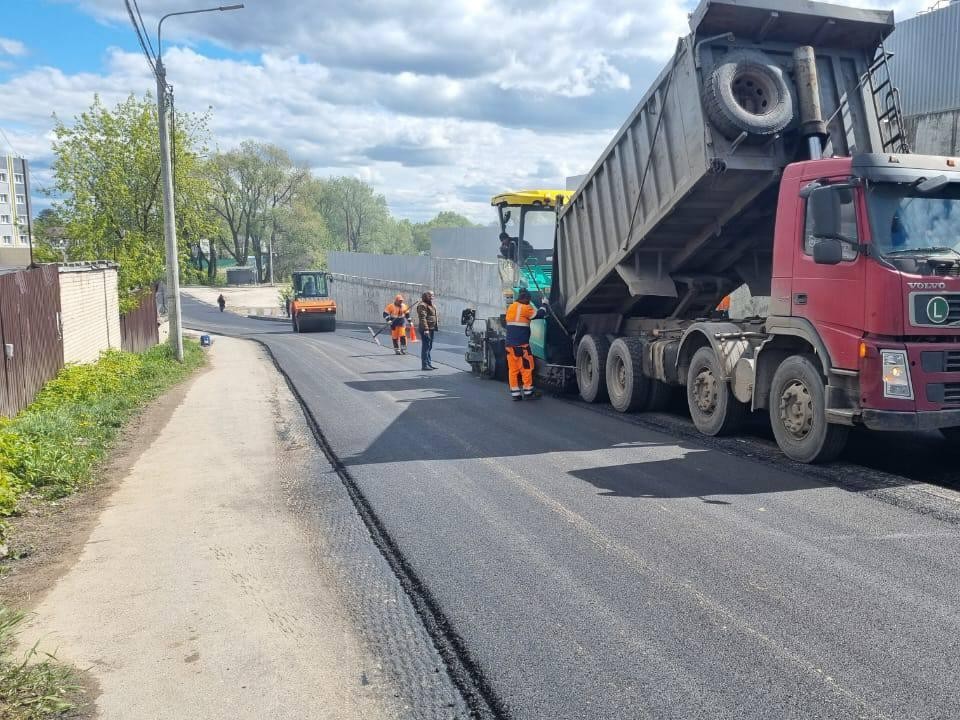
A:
[0,369,206,610]
[14,337,471,720]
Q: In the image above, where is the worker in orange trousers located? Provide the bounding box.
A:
[504,289,547,401]
[383,294,411,355]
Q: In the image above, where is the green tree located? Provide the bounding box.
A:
[272,190,332,277]
[411,211,478,253]
[316,176,391,253]
[207,142,312,281]
[32,208,68,262]
[49,93,214,310]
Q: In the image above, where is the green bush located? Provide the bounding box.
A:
[0,342,204,523]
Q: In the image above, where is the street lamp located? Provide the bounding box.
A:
[154,4,243,361]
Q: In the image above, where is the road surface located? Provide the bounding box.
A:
[185,297,960,720]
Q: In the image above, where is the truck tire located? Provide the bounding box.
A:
[703,50,795,140]
[769,354,849,464]
[577,334,611,404]
[686,346,747,436]
[606,338,650,412]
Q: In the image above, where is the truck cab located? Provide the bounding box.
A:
[768,153,960,439]
[290,270,336,333]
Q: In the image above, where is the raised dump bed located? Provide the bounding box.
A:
[554,0,895,322]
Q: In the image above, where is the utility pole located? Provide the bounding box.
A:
[153,4,244,361]
[268,232,275,285]
[156,59,183,361]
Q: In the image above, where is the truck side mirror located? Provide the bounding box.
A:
[813,238,843,265]
[461,308,475,326]
[809,187,841,237]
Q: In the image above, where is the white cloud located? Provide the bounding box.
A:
[0,46,608,222]
[4,0,945,222]
[0,37,27,57]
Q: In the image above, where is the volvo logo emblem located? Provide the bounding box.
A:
[927,296,951,324]
[908,282,947,290]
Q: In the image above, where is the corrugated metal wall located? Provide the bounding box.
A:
[430,227,494,261]
[120,286,160,353]
[887,2,960,117]
[0,266,64,418]
[327,252,431,284]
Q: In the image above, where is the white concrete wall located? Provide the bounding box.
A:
[58,267,121,364]
[330,274,426,324]
[905,110,960,156]
[729,284,770,319]
[331,257,503,329]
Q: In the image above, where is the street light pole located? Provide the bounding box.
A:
[155,4,243,361]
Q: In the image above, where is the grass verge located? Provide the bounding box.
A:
[0,341,205,541]
[0,606,80,719]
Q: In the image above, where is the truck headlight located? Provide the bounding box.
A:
[881,349,913,400]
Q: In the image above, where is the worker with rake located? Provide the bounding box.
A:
[383,294,411,355]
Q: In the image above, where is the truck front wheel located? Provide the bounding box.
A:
[769,355,848,464]
[577,334,611,403]
[686,346,746,436]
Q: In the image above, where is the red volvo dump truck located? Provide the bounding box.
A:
[515,0,960,462]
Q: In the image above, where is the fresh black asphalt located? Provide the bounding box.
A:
[185,296,960,720]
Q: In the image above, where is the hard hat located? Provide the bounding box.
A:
[395,294,404,303]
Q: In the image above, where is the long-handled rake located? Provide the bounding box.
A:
[368,301,421,346]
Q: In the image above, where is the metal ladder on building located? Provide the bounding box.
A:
[867,38,911,154]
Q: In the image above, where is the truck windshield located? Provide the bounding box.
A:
[867,181,960,257]
[295,273,328,297]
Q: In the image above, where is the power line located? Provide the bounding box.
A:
[124,0,157,77]
[131,0,158,61]
[0,126,16,156]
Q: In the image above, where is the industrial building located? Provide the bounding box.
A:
[887,0,960,155]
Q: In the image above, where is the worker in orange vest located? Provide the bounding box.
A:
[717,294,731,320]
[504,289,548,401]
[383,294,411,355]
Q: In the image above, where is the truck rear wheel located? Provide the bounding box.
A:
[769,354,848,464]
[606,338,649,412]
[577,334,610,404]
[686,346,746,436]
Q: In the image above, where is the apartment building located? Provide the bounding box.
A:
[0,156,31,268]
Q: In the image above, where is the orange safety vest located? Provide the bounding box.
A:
[384,302,409,319]
[505,301,542,346]
[717,294,731,312]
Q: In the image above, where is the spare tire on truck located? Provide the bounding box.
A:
[703,50,796,139]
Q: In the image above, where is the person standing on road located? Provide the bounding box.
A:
[417,291,438,371]
[505,289,547,401]
[217,294,226,312]
[383,294,411,355]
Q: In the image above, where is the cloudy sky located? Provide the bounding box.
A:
[0,0,930,222]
